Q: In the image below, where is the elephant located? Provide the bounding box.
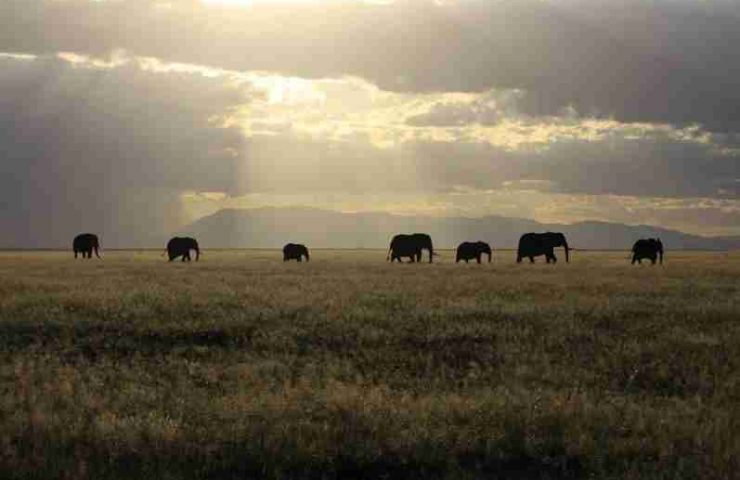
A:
[73,233,100,259]
[517,232,570,264]
[166,237,200,262]
[387,233,434,263]
[283,243,310,262]
[632,238,663,265]
[456,241,492,263]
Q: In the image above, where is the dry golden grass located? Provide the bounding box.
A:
[0,249,738,479]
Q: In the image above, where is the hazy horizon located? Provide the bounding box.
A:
[4,205,738,250]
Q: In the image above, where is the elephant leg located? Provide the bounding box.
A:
[476,256,481,264]
[297,256,302,262]
[74,251,78,259]
[529,256,535,263]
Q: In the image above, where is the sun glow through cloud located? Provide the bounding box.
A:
[202,0,390,6]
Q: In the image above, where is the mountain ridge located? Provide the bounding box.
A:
[181,207,740,250]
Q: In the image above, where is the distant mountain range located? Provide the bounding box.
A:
[181,207,740,250]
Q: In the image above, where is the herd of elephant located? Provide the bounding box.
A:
[72,232,665,265]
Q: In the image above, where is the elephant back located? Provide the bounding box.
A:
[73,233,99,248]
[167,236,198,250]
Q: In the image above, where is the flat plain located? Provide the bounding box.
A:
[0,250,738,479]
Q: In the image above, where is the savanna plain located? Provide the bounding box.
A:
[0,250,738,479]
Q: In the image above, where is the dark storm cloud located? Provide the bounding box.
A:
[2,0,739,131]
[0,54,246,247]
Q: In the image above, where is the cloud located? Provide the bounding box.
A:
[2,0,739,131]
[0,53,248,247]
[405,89,524,127]
[0,51,738,248]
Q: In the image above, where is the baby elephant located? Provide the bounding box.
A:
[73,233,101,259]
[283,243,310,262]
[632,238,663,265]
[456,241,492,263]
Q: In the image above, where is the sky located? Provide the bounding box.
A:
[0,0,738,247]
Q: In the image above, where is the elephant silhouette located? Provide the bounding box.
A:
[456,241,492,263]
[73,233,100,259]
[632,238,663,265]
[387,233,435,263]
[517,232,570,264]
[283,243,309,262]
[166,237,200,262]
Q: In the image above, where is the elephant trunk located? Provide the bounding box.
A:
[305,250,310,262]
[428,244,434,263]
[563,241,570,263]
[94,245,100,259]
[487,251,492,263]
[194,247,200,261]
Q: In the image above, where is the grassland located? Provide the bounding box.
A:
[0,249,738,479]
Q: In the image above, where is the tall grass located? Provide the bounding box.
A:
[0,250,738,478]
